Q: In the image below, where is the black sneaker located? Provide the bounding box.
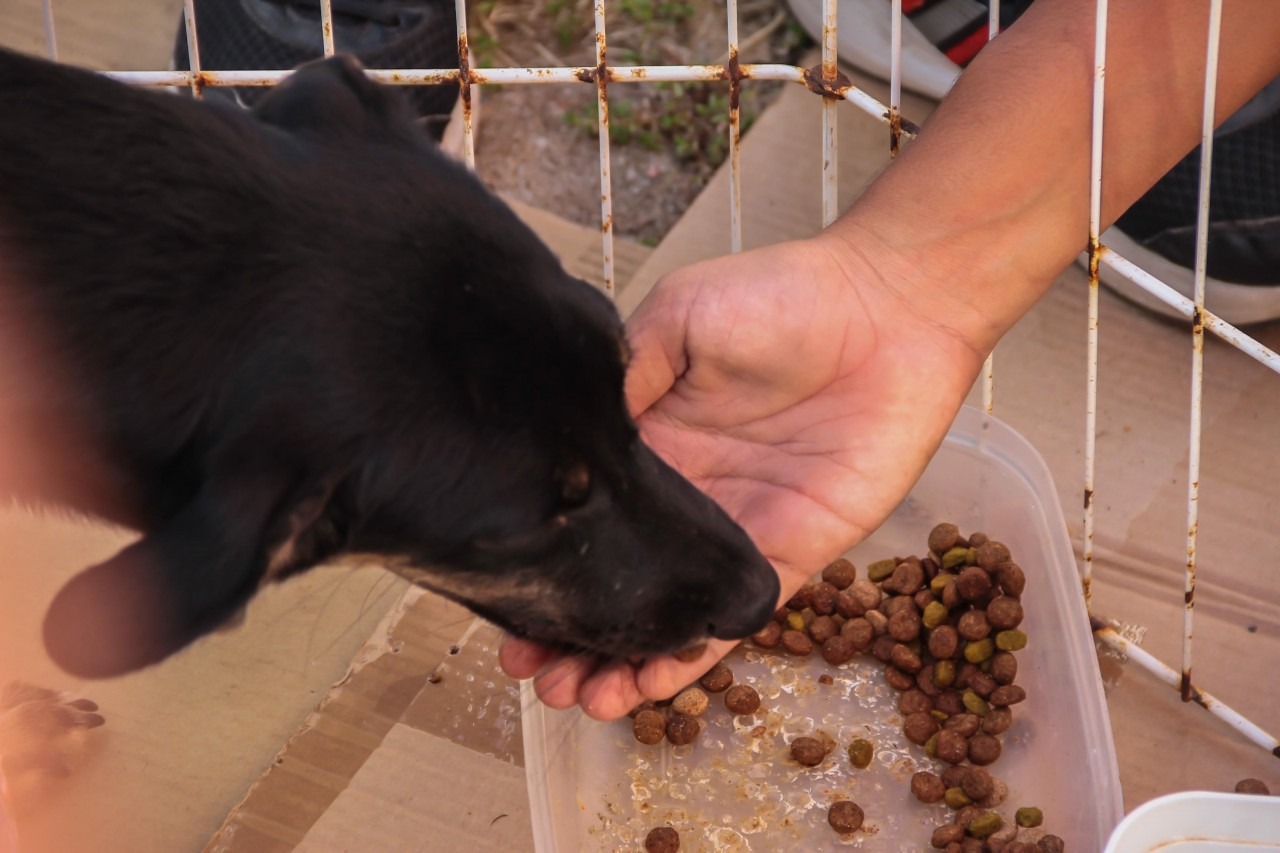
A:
[1098,78,1280,325]
[173,0,459,129]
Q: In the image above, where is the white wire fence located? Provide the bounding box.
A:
[32,0,1280,764]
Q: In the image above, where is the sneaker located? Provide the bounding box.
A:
[784,0,1033,100]
[173,0,458,127]
[1096,78,1280,325]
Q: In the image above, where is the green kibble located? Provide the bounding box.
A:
[965,547,979,566]
[786,611,806,632]
[996,629,1028,651]
[967,812,1003,839]
[941,547,969,570]
[944,787,972,809]
[1016,807,1044,828]
[867,559,897,581]
[922,600,950,628]
[964,638,995,664]
[930,709,949,722]
[925,732,939,757]
[963,690,990,717]
[847,738,874,769]
[930,573,954,595]
[934,659,956,687]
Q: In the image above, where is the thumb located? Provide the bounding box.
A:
[623,277,692,418]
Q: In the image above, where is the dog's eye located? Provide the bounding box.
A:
[559,461,591,507]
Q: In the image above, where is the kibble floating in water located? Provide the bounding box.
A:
[790,736,827,767]
[724,684,761,715]
[664,713,699,746]
[644,826,680,853]
[671,687,708,717]
[847,737,874,769]
[632,709,665,745]
[827,800,864,835]
[698,663,733,693]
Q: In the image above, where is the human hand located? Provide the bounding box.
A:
[500,230,989,720]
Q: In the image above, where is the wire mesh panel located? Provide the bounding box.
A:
[35,0,1280,765]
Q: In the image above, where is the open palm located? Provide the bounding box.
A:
[501,235,986,720]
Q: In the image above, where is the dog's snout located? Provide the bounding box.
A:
[706,566,780,641]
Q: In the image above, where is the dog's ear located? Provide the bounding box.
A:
[42,448,342,678]
[252,54,417,142]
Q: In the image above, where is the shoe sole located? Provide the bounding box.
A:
[1081,226,1280,326]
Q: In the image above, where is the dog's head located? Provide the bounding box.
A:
[28,55,779,677]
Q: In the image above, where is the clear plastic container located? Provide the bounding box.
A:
[1104,791,1280,852]
[523,406,1123,850]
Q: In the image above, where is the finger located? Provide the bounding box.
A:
[634,639,739,701]
[531,654,600,709]
[498,635,560,679]
[577,659,645,721]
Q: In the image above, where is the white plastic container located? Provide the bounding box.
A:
[1104,791,1280,851]
[523,407,1123,850]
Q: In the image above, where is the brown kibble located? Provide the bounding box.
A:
[974,541,1011,570]
[936,728,970,764]
[967,733,1002,765]
[929,523,962,555]
[1235,778,1271,795]
[990,651,1018,685]
[884,665,916,691]
[790,736,828,766]
[955,567,993,602]
[871,634,897,662]
[954,662,980,690]
[929,625,961,660]
[935,689,966,716]
[822,558,857,590]
[633,709,666,744]
[644,826,680,853]
[1039,835,1066,853]
[940,766,968,792]
[811,582,839,616]
[968,672,998,699]
[629,700,657,718]
[842,617,875,650]
[827,800,864,835]
[982,706,1014,735]
[957,610,992,641]
[915,588,938,611]
[850,578,883,611]
[818,673,833,685]
[990,685,1027,706]
[986,596,1025,630]
[698,663,733,693]
[864,609,889,636]
[917,664,943,697]
[665,713,699,746]
[773,606,790,624]
[903,711,940,745]
[882,594,918,618]
[786,586,813,610]
[912,771,947,804]
[821,635,858,665]
[1004,844,1038,853]
[944,712,981,737]
[808,614,839,644]
[967,532,989,547]
[673,643,706,663]
[961,767,994,801]
[889,607,923,642]
[899,688,934,716]
[781,629,814,656]
[671,688,709,716]
[942,578,963,609]
[931,823,965,848]
[835,590,864,618]
[992,561,1027,598]
[891,643,924,674]
[883,559,926,595]
[751,621,782,649]
[724,684,761,715]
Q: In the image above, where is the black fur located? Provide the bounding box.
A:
[0,49,779,678]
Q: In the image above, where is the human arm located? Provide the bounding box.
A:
[501,0,1280,720]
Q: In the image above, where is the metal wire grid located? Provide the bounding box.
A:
[31,0,1280,764]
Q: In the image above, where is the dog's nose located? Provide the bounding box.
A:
[707,572,780,641]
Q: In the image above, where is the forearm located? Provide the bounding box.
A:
[827,0,1280,354]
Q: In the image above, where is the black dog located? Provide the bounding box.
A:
[0,48,779,679]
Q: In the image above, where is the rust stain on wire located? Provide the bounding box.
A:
[801,63,851,99]
[457,32,473,125]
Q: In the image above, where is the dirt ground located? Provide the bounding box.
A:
[471,0,809,243]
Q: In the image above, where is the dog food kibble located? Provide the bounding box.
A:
[1015,806,1045,827]
[981,706,1013,735]
[891,643,924,673]
[1234,778,1271,795]
[936,728,970,764]
[665,713,699,746]
[821,635,857,665]
[903,712,940,745]
[724,684,761,715]
[945,712,981,737]
[644,826,680,853]
[931,823,966,848]
[822,558,857,589]
[827,800,864,835]
[929,624,961,659]
[967,733,1002,766]
[966,811,1003,839]
[808,615,840,644]
[751,620,782,648]
[811,582,840,616]
[986,596,1024,630]
[842,617,875,650]
[781,629,814,656]
[990,650,1018,684]
[911,771,947,803]
[995,629,1028,651]
[944,787,972,809]
[957,610,992,641]
[850,578,883,611]
[847,737,874,769]
[671,688,709,717]
[632,709,666,745]
[929,522,963,554]
[884,664,916,691]
[867,558,897,582]
[1039,835,1066,853]
[960,767,994,801]
[955,567,993,602]
[989,685,1027,707]
[899,688,933,716]
[698,663,733,693]
[790,736,827,767]
[785,611,808,632]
